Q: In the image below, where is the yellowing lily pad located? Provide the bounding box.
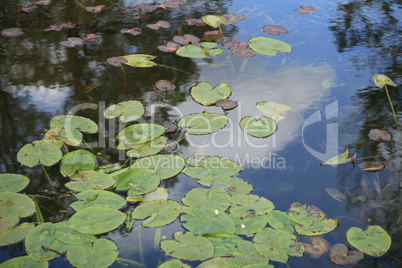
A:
[256,102,292,120]
[190,82,232,106]
[104,100,145,122]
[121,54,157,67]
[178,112,228,135]
[346,225,391,257]
[372,74,397,88]
[201,15,230,28]
[329,244,364,265]
[320,149,356,166]
[240,116,277,138]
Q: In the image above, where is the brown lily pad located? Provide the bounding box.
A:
[134,4,157,13]
[368,129,391,141]
[295,5,317,14]
[155,80,175,91]
[1,28,24,37]
[86,5,105,13]
[44,22,75,32]
[225,13,245,23]
[186,18,206,26]
[106,57,128,67]
[357,161,385,172]
[173,34,199,45]
[204,30,225,42]
[303,237,330,259]
[158,41,181,52]
[159,0,183,9]
[36,0,51,5]
[162,121,179,134]
[120,28,141,36]
[21,5,37,13]
[59,37,85,47]
[262,25,289,36]
[83,34,101,42]
[224,41,255,58]
[329,244,364,265]
[163,139,179,152]
[215,99,238,110]
[147,20,170,30]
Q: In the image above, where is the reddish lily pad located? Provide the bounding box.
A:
[86,5,105,13]
[155,80,175,91]
[120,28,141,36]
[147,20,170,30]
[186,18,206,26]
[173,34,199,45]
[1,28,24,37]
[83,34,101,42]
[224,40,242,48]
[106,57,127,67]
[134,4,157,13]
[36,0,51,5]
[159,0,183,9]
[329,244,363,265]
[225,13,245,23]
[295,6,317,14]
[44,22,75,32]
[215,99,238,110]
[303,237,330,259]
[368,129,391,141]
[204,30,225,42]
[232,48,255,58]
[163,139,178,152]
[158,41,181,52]
[357,161,385,172]
[162,120,179,134]
[262,25,289,36]
[60,37,85,47]
[21,5,37,13]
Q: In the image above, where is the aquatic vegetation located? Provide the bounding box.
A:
[346,225,392,257]
[262,25,289,36]
[240,116,277,138]
[329,244,364,265]
[190,82,232,106]
[320,148,356,166]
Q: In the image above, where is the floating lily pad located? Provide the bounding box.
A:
[229,194,274,217]
[173,34,199,45]
[123,136,167,158]
[131,155,185,180]
[115,168,160,195]
[104,100,145,122]
[186,18,206,26]
[303,237,330,259]
[178,112,228,134]
[205,234,243,257]
[190,82,232,106]
[176,43,224,58]
[163,139,178,152]
[36,0,51,5]
[107,57,128,67]
[86,5,105,13]
[155,80,175,91]
[70,190,126,211]
[0,216,34,246]
[182,187,230,211]
[60,150,97,177]
[372,74,397,88]
[17,140,62,167]
[368,129,391,141]
[215,99,238,110]
[0,192,35,217]
[240,116,277,138]
[158,259,191,268]
[21,5,38,12]
[162,121,179,133]
[329,244,364,265]
[325,187,346,202]
[262,25,288,36]
[117,124,165,145]
[322,79,345,89]
[53,221,97,245]
[159,0,183,9]
[225,13,245,23]
[211,176,253,195]
[0,173,30,193]
[158,41,181,52]
[204,30,225,42]
[161,231,214,261]
[295,6,317,14]
[67,171,115,191]
[230,214,268,236]
[66,238,118,268]
[44,22,75,31]
[0,255,47,268]
[223,240,270,267]
[248,37,292,56]
[256,101,292,120]
[346,225,391,257]
[122,54,157,67]
[50,115,98,146]
[202,15,230,28]
[266,210,295,233]
[132,200,181,227]
[1,28,24,37]
[134,4,157,13]
[120,28,141,35]
[60,37,85,47]
[25,223,69,261]
[70,207,126,235]
[147,20,170,30]
[320,149,356,166]
[357,161,385,172]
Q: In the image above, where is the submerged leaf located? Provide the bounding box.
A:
[325,187,346,202]
[320,149,356,166]
[240,116,277,138]
[346,225,391,257]
[107,57,127,66]
[322,79,345,89]
[303,237,330,259]
[256,101,292,120]
[329,244,364,265]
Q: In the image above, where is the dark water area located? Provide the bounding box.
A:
[1,0,402,267]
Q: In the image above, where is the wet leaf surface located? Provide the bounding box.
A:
[358,161,385,172]
[262,25,288,36]
[184,155,242,180]
[155,79,175,91]
[86,5,105,13]
[1,28,24,37]
[60,37,85,47]
[106,56,127,67]
[295,6,317,14]
[115,168,160,193]
[329,244,364,265]
[346,225,391,257]
[240,116,277,138]
[176,43,224,58]
[132,200,181,227]
[229,194,275,217]
[190,82,232,106]
[182,187,230,211]
[369,129,391,141]
[53,221,97,245]
[303,237,330,259]
[215,99,238,110]
[147,20,170,30]
[372,73,397,88]
[202,15,230,28]
[178,112,228,134]
[104,100,145,122]
[0,173,30,193]
[320,149,356,166]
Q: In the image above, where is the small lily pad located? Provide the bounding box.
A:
[248,37,292,56]
[204,30,225,42]
[346,225,391,257]
[0,192,35,218]
[17,140,62,167]
[262,25,288,36]
[240,116,277,138]
[190,82,232,106]
[155,79,175,91]
[67,171,115,191]
[369,129,391,141]
[320,149,356,166]
[158,41,181,52]
[176,43,224,58]
[163,139,178,152]
[329,244,364,265]
[0,216,34,246]
[122,54,157,67]
[186,18,206,26]
[120,28,141,35]
[60,37,85,47]
[201,15,230,28]
[173,34,199,45]
[372,74,397,88]
[70,207,126,235]
[1,28,24,37]
[215,99,238,110]
[256,101,292,120]
[70,190,126,211]
[322,79,345,89]
[303,237,330,259]
[117,124,166,145]
[0,173,30,193]
[357,161,385,172]
[104,100,145,122]
[60,150,97,177]
[225,13,245,23]
[132,200,181,227]
[147,20,170,30]
[131,155,185,180]
[50,115,98,146]
[107,57,128,67]
[295,6,317,14]
[178,112,228,134]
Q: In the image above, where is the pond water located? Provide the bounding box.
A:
[1,0,401,267]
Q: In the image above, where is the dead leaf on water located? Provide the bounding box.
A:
[357,161,385,172]
[368,129,391,141]
[320,149,356,166]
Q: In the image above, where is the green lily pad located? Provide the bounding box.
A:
[0,256,48,268]
[115,168,160,195]
[320,149,356,166]
[60,150,97,177]
[210,175,253,195]
[240,116,277,138]
[161,231,214,261]
[0,216,34,246]
[205,234,243,257]
[230,214,268,236]
[0,173,30,193]
[116,124,166,145]
[184,155,242,180]
[70,190,126,211]
[267,210,295,233]
[372,74,397,88]
[143,187,168,202]
[248,37,292,56]
[181,207,235,235]
[122,136,167,158]
[131,155,185,180]
[178,112,228,135]
[229,194,275,217]
[182,187,230,211]
[132,200,181,227]
[256,102,292,120]
[0,192,35,217]
[66,238,118,268]
[295,219,338,236]
[66,171,116,192]
[322,79,345,89]
[121,54,157,67]
[50,115,98,146]
[70,207,126,235]
[25,223,69,261]
[190,82,232,106]
[346,225,391,257]
[17,140,62,167]
[222,240,270,267]
[158,259,191,268]
[104,100,145,122]
[53,221,97,245]
[201,15,230,27]
[176,43,225,58]
[253,228,304,263]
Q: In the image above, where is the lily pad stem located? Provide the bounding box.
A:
[121,66,127,100]
[156,64,192,75]
[384,84,399,130]
[41,165,56,192]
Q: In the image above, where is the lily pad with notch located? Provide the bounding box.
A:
[346,225,391,257]
[120,28,141,35]
[132,200,181,227]
[202,15,230,28]
[182,187,230,211]
[222,240,270,267]
[122,136,167,158]
[60,37,85,48]
[107,57,127,67]
[267,210,295,233]
[17,140,62,167]
[329,244,363,265]
[262,25,288,36]
[240,116,277,138]
[158,41,181,52]
[225,13,245,23]
[248,37,292,56]
[50,115,98,146]
[190,82,232,106]
[320,149,356,166]
[0,173,30,193]
[176,43,224,58]
[173,34,199,45]
[147,20,170,30]
[178,112,228,134]
[70,190,126,211]
[155,79,175,91]
[121,54,157,67]
[0,216,34,246]
[104,100,145,123]
[229,194,275,217]
[215,99,238,110]
[67,171,115,192]
[256,101,292,120]
[184,155,242,180]
[116,123,166,145]
[60,149,97,177]
[115,168,160,195]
